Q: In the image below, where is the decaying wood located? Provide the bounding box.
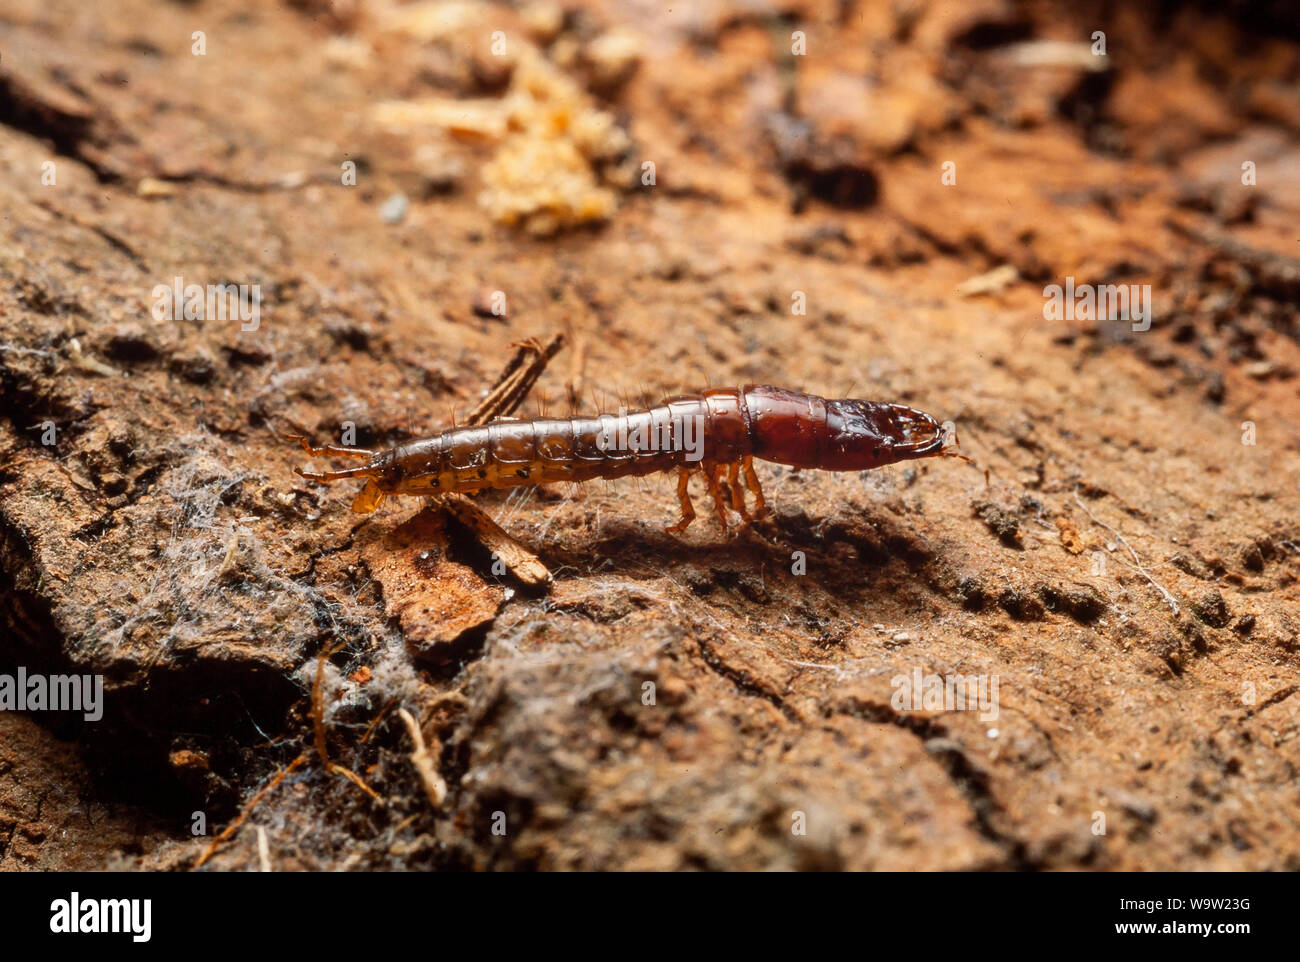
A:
[441,492,552,587]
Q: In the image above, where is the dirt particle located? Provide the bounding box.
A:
[1055,516,1086,554]
[737,575,770,605]
[1171,552,1214,580]
[169,748,211,775]
[379,193,409,224]
[1191,589,1231,628]
[473,286,506,319]
[521,2,565,44]
[169,347,217,384]
[1039,582,1107,622]
[1000,586,1046,621]
[955,575,987,611]
[584,30,641,94]
[973,500,1023,548]
[1063,585,1108,623]
[103,324,162,364]
[1116,794,1158,825]
[1239,541,1265,572]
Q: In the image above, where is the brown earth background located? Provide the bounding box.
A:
[1,0,1298,870]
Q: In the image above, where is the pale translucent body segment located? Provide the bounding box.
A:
[594,412,632,462]
[487,421,535,465]
[633,408,671,461]
[535,419,577,481]
[571,418,605,462]
[666,398,710,468]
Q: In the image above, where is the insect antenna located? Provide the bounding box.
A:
[293,464,374,483]
[284,435,374,460]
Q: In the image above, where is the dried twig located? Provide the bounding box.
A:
[954,264,1019,298]
[465,334,565,426]
[255,826,272,872]
[441,334,562,586]
[312,646,385,804]
[360,696,399,744]
[398,707,447,808]
[194,753,307,869]
[442,493,551,586]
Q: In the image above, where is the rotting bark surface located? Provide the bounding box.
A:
[1,0,1298,871]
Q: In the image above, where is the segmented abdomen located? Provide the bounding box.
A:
[382,389,754,496]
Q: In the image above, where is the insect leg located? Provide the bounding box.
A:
[284,435,376,460]
[703,463,732,529]
[293,464,375,483]
[665,466,696,534]
[727,462,752,522]
[742,457,767,518]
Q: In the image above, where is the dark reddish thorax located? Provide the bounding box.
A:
[744,385,952,471]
